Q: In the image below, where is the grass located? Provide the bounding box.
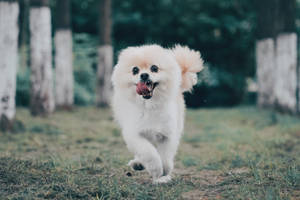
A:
[0,106,299,199]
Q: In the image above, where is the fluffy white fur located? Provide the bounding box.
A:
[111,44,203,183]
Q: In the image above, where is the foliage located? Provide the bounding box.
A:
[17,0,300,107]
[0,107,300,199]
[73,33,98,105]
[70,0,256,106]
[185,66,246,107]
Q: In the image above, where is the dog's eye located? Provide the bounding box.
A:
[132,66,139,75]
[150,65,158,73]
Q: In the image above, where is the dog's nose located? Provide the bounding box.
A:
[140,73,149,81]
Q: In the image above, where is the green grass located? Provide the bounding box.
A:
[0,106,299,199]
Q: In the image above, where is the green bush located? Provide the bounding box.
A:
[185,65,246,107]
[73,33,98,105]
[74,82,94,106]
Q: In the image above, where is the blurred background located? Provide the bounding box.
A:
[1,1,300,199]
[14,0,299,109]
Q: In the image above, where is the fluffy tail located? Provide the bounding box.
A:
[172,45,204,92]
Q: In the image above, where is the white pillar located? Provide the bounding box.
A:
[256,38,276,108]
[274,33,298,113]
[0,1,19,127]
[29,6,55,115]
[55,29,73,108]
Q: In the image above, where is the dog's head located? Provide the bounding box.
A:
[112,45,181,101]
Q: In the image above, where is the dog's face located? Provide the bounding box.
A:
[112,45,181,101]
[132,64,160,99]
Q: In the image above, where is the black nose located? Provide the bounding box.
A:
[140,73,149,81]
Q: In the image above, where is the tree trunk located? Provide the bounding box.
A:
[96,0,113,107]
[255,0,275,109]
[54,0,73,109]
[0,0,19,131]
[29,0,54,116]
[256,0,298,114]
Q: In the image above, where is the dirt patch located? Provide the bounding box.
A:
[178,167,250,199]
[182,190,223,200]
[175,168,224,199]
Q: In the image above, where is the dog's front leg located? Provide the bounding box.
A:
[123,130,163,181]
[157,135,179,176]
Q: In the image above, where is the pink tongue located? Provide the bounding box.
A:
[136,82,150,95]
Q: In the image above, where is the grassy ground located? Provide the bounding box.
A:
[0,106,299,200]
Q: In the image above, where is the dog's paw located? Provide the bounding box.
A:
[133,163,145,171]
[153,175,172,184]
[127,159,145,171]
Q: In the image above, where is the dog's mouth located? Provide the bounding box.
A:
[136,80,159,99]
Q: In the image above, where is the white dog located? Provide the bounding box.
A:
[111,44,203,183]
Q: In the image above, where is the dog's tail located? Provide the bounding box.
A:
[172,45,204,92]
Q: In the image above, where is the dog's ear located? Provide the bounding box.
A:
[171,45,204,92]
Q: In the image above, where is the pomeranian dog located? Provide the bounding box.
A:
[111,44,203,183]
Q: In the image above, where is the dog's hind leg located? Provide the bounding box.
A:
[123,133,163,181]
